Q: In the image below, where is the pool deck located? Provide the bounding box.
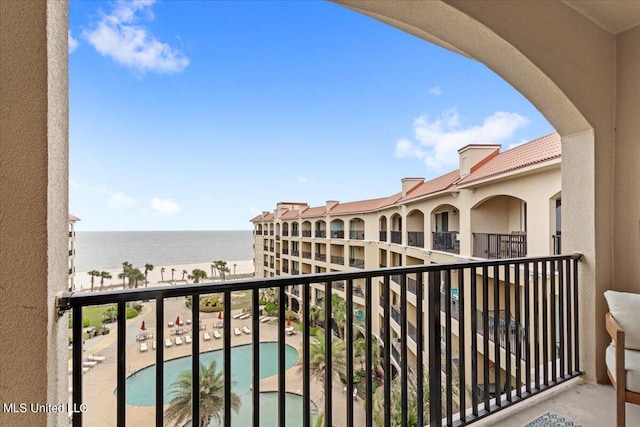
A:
[74,298,366,426]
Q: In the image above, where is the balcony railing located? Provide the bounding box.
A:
[349,230,365,240]
[331,230,344,239]
[283,249,289,255]
[473,232,527,259]
[302,251,312,259]
[407,231,424,248]
[302,230,312,237]
[315,230,326,238]
[263,245,269,251]
[60,253,581,427]
[379,230,387,242]
[276,235,280,241]
[291,229,299,237]
[282,230,288,237]
[291,250,299,257]
[270,231,274,236]
[349,258,365,269]
[330,255,344,265]
[255,230,263,235]
[553,233,561,255]
[433,231,460,254]
[282,266,289,273]
[315,253,326,262]
[390,231,402,244]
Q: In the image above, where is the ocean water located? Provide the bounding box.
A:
[74,230,253,271]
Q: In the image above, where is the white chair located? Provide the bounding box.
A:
[604,290,640,427]
[140,342,148,352]
[185,335,192,344]
[175,337,183,345]
[213,330,222,339]
[203,332,211,341]
[165,338,173,347]
[242,326,251,334]
[234,327,241,336]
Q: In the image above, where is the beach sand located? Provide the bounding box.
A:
[74,259,254,291]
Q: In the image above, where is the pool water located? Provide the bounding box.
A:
[123,342,318,426]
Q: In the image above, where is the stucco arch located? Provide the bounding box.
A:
[333,0,605,381]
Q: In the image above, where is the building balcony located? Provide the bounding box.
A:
[302,251,312,259]
[315,230,326,238]
[407,231,424,248]
[255,230,263,235]
[282,230,289,237]
[330,255,344,265]
[283,248,289,255]
[433,231,460,254]
[62,253,585,427]
[473,232,527,259]
[269,231,274,236]
[331,230,344,239]
[276,253,280,259]
[349,258,365,269]
[291,230,299,237]
[263,245,269,251]
[276,235,280,241]
[553,233,562,255]
[379,230,387,242]
[315,253,326,262]
[302,230,312,237]
[349,230,364,240]
[283,266,289,273]
[291,250,299,257]
[269,246,275,252]
[390,231,402,244]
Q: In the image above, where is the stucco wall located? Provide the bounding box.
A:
[0,0,69,425]
[614,25,640,294]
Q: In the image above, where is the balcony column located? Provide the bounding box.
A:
[0,0,69,425]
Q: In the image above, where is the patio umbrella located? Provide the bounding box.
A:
[218,311,222,320]
[175,316,180,325]
[287,318,291,327]
[140,321,146,331]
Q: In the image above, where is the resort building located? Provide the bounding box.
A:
[3,1,639,426]
[251,133,562,400]
[68,214,80,291]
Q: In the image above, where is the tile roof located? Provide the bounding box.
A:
[402,170,460,201]
[300,206,327,218]
[329,194,401,215]
[457,133,561,185]
[280,209,301,219]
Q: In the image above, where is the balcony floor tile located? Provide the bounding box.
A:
[473,377,640,427]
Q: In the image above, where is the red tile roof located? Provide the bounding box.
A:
[402,170,460,201]
[300,206,327,218]
[280,209,301,219]
[329,194,401,215]
[457,133,561,185]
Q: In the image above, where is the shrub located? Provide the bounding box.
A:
[82,318,90,328]
[199,295,224,313]
[126,307,138,319]
[264,302,278,316]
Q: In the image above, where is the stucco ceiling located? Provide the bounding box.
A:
[562,0,640,34]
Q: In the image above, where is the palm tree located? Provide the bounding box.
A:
[212,261,230,281]
[160,267,165,282]
[300,336,346,392]
[121,261,131,287]
[164,360,241,427]
[189,269,207,284]
[87,270,100,291]
[171,268,176,283]
[181,269,188,282]
[372,367,430,427]
[144,263,154,287]
[210,263,215,279]
[99,271,112,291]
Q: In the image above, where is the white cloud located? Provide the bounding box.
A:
[108,192,135,210]
[428,86,442,96]
[298,176,316,186]
[68,30,79,53]
[395,108,529,171]
[84,0,189,74]
[151,198,181,215]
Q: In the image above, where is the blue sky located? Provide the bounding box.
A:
[69,0,554,231]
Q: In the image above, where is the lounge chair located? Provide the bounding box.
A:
[140,342,148,352]
[213,330,222,339]
[168,321,174,327]
[260,316,271,323]
[234,327,241,336]
[165,338,173,347]
[175,337,183,345]
[239,313,251,319]
[242,326,251,334]
[203,332,211,341]
[232,313,243,319]
[185,335,192,344]
[83,360,97,368]
[88,355,106,363]
[604,291,640,427]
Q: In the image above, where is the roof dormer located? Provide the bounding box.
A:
[457,144,501,177]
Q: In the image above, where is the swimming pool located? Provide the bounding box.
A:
[124,342,318,425]
[124,342,298,405]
